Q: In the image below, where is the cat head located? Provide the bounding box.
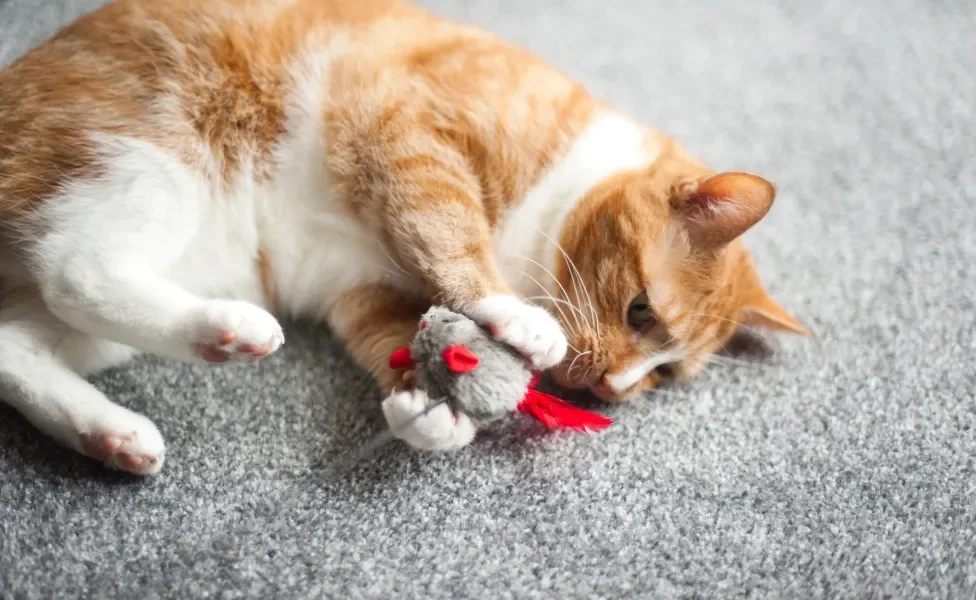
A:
[548,156,807,402]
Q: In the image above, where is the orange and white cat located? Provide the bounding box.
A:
[0,0,807,475]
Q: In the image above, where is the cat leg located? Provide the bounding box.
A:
[330,284,475,451]
[0,295,165,475]
[381,161,568,371]
[27,138,283,364]
[39,264,284,365]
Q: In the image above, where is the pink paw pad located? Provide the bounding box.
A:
[195,330,274,364]
[81,432,161,476]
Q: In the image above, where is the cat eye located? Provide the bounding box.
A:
[627,292,657,331]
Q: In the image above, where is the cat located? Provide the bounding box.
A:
[0,0,808,475]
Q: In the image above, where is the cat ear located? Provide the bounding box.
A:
[741,291,810,336]
[673,172,776,250]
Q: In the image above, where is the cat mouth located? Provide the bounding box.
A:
[589,362,679,403]
[590,379,645,403]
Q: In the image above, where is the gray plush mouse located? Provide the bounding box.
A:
[389,306,613,430]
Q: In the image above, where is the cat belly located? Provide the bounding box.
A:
[253,51,416,321]
[256,206,411,320]
[254,119,411,320]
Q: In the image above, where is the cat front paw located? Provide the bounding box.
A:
[192,300,284,363]
[382,388,475,451]
[467,295,568,370]
[80,409,165,476]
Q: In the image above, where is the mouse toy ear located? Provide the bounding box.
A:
[389,347,417,370]
[442,345,480,374]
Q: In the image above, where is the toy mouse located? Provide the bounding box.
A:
[389,306,612,431]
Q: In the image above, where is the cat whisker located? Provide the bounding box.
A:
[686,311,765,340]
[705,354,758,369]
[518,284,583,338]
[378,245,411,276]
[535,228,602,336]
[506,263,592,337]
[506,267,580,332]
[582,365,595,386]
[378,267,408,281]
[524,295,595,339]
[560,339,585,355]
[536,229,587,328]
[679,311,742,361]
[687,310,826,370]
[503,253,594,336]
[365,354,389,377]
[566,350,591,380]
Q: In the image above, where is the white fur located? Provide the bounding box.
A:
[605,349,683,395]
[0,134,280,474]
[495,112,654,299]
[256,49,413,329]
[29,135,281,362]
[0,48,408,471]
[0,299,164,474]
[467,294,567,370]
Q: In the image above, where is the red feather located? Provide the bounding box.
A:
[517,389,613,432]
[388,347,416,370]
[442,345,480,373]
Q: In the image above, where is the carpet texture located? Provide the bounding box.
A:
[1,0,974,597]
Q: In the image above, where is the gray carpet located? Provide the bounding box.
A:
[2,0,974,597]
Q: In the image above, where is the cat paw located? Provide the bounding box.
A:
[467,295,568,370]
[382,388,475,451]
[80,411,165,475]
[192,300,284,363]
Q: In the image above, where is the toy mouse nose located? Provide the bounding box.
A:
[419,321,428,329]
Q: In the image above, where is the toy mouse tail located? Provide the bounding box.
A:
[517,389,613,432]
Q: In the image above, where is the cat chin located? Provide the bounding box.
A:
[547,369,596,393]
[589,372,662,404]
[590,386,643,404]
